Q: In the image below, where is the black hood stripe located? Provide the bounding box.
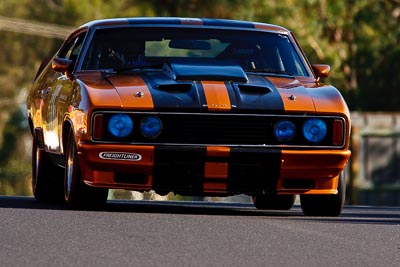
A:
[140,72,286,113]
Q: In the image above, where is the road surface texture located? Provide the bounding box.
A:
[0,196,399,266]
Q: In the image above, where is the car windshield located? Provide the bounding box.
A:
[81,27,309,77]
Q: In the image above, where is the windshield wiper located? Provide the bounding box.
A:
[245,68,293,76]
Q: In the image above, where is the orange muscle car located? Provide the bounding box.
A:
[27,18,351,215]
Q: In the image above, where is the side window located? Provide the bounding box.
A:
[58,32,86,63]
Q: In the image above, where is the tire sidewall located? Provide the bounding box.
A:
[31,138,41,197]
[300,172,346,216]
[64,129,79,205]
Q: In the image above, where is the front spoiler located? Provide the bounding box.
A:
[77,143,351,196]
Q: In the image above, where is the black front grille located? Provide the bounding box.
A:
[92,112,344,147]
[164,114,271,145]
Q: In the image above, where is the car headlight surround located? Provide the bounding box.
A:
[274,120,296,142]
[108,113,134,138]
[140,116,163,138]
[302,118,327,143]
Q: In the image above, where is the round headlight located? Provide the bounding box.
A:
[274,120,296,142]
[140,116,163,138]
[303,118,327,143]
[108,114,133,138]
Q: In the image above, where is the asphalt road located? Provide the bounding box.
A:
[0,196,399,267]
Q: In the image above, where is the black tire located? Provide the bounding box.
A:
[252,194,296,210]
[64,129,108,209]
[31,137,64,202]
[300,172,346,216]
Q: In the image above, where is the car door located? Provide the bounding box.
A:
[42,31,86,153]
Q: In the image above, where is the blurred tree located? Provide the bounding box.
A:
[146,0,253,18]
[354,0,400,110]
[0,107,31,195]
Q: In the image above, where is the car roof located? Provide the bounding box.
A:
[79,17,290,34]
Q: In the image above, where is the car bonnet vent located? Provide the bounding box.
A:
[157,83,192,92]
[238,84,272,94]
[168,62,249,82]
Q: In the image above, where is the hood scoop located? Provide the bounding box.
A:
[238,84,272,94]
[157,83,192,92]
[165,62,248,82]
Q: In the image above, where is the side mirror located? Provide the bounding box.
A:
[312,64,330,80]
[52,57,73,76]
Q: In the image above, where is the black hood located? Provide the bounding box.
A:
[103,62,315,113]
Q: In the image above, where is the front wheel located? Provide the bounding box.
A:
[252,194,295,210]
[64,129,108,209]
[300,172,346,216]
[31,137,64,202]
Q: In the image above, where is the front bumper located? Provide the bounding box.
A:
[78,143,351,196]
